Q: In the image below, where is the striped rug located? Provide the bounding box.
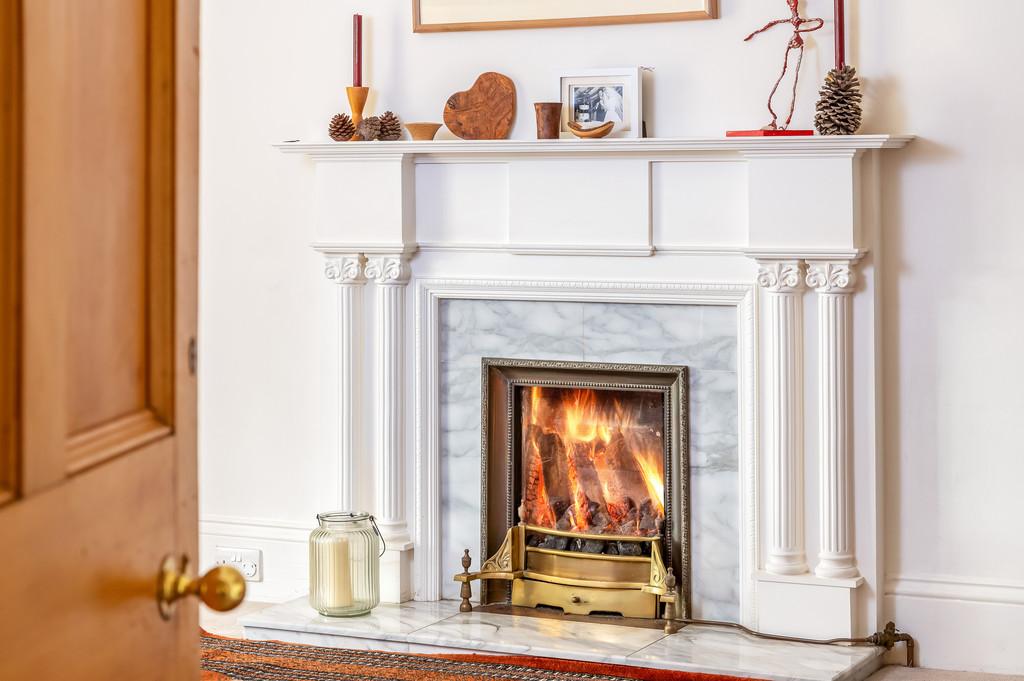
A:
[201,632,765,681]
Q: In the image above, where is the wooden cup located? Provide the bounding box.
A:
[405,122,442,141]
[534,102,562,139]
[346,86,369,128]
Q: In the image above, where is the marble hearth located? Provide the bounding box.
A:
[274,136,912,646]
[241,599,885,681]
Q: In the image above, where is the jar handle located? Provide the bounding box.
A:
[370,515,387,557]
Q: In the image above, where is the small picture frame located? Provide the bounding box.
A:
[560,68,643,139]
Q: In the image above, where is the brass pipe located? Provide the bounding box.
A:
[677,618,915,668]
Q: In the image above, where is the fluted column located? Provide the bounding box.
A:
[365,255,412,547]
[807,261,860,579]
[757,260,809,576]
[323,254,366,511]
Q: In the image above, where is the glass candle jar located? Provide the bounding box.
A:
[309,511,384,617]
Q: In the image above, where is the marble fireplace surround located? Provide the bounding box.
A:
[277,135,911,640]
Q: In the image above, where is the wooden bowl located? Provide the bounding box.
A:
[405,122,442,141]
[567,120,615,139]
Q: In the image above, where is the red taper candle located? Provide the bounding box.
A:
[834,0,846,70]
[353,14,363,87]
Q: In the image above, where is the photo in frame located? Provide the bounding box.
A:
[413,0,717,33]
[560,68,643,139]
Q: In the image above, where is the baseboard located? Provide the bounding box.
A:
[885,573,1024,606]
[884,574,1024,674]
[199,515,315,604]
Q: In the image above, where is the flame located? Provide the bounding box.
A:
[521,386,665,537]
[633,450,665,516]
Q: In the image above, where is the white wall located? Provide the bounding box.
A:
[199,0,1024,672]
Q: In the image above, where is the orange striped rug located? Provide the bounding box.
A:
[201,631,766,681]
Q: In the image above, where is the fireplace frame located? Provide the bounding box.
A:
[479,357,691,615]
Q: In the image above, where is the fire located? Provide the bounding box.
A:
[633,451,665,516]
[521,386,665,537]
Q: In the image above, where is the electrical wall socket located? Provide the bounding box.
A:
[214,546,263,582]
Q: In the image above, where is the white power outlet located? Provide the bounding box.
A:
[214,546,263,582]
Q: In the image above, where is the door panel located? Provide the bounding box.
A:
[0,0,19,507]
[0,0,202,677]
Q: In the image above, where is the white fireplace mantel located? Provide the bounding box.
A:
[278,134,911,638]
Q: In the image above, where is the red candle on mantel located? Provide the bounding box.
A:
[353,14,363,87]
[834,0,846,70]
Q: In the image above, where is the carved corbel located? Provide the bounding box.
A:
[756,260,805,293]
[324,254,367,285]
[806,261,856,293]
[364,255,410,286]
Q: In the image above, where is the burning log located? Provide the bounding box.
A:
[591,431,649,523]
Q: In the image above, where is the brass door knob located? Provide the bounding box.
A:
[157,554,246,620]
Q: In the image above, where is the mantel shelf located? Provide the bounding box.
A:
[276,135,913,161]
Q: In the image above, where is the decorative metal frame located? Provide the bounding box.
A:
[478,357,691,616]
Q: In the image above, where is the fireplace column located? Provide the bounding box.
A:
[366,254,414,602]
[757,260,809,576]
[324,254,366,510]
[807,261,860,579]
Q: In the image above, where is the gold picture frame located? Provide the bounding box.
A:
[413,0,718,33]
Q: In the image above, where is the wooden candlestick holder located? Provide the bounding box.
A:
[346,86,369,131]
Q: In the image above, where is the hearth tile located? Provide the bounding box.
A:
[240,597,461,642]
[627,624,884,681]
[243,627,413,652]
[406,611,667,666]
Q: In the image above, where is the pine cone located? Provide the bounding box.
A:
[354,116,382,141]
[328,113,355,142]
[814,65,863,136]
[378,111,402,141]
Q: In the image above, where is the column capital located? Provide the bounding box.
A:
[324,254,367,285]
[806,261,856,293]
[365,254,411,285]
[756,260,804,293]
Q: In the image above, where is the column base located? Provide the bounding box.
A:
[380,542,414,604]
[815,553,860,580]
[756,571,864,639]
[764,552,809,576]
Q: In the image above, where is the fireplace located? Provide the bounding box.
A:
[458,358,691,622]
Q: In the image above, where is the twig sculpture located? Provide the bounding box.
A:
[744,0,824,130]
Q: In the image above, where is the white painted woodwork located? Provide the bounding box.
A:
[265,135,911,634]
[807,261,860,580]
[323,255,366,511]
[757,261,809,577]
[365,255,414,603]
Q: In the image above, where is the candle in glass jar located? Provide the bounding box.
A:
[353,14,363,87]
[311,533,353,608]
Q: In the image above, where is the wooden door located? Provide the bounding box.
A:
[0,0,206,678]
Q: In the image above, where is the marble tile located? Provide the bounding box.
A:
[240,597,461,642]
[440,299,584,370]
[690,369,740,472]
[700,305,740,372]
[244,603,882,681]
[438,298,741,613]
[407,611,667,666]
[243,628,412,652]
[689,470,740,621]
[581,302,703,367]
[628,625,884,681]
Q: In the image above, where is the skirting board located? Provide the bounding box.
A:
[884,591,1024,674]
[200,515,313,603]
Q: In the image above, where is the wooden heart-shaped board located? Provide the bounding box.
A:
[443,72,516,140]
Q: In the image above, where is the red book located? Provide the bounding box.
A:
[726,129,815,137]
